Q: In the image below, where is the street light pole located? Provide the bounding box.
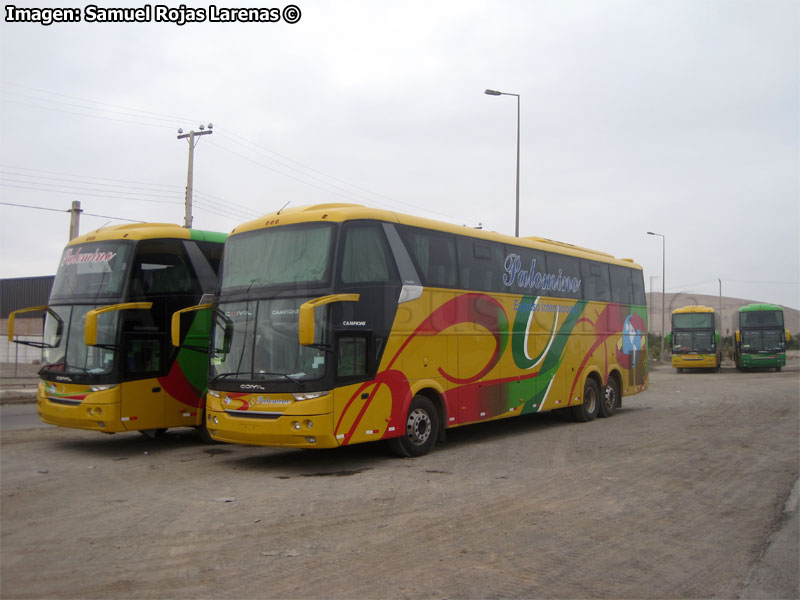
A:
[647,231,666,360]
[177,123,213,229]
[485,88,520,237]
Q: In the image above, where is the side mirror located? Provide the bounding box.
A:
[8,306,61,348]
[735,330,741,343]
[85,302,152,346]
[786,329,792,343]
[171,303,212,347]
[666,332,671,346]
[298,294,359,346]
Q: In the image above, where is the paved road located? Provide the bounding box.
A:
[0,402,50,432]
[1,364,797,599]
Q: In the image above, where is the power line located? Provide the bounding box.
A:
[0,164,182,190]
[0,201,66,213]
[0,176,183,200]
[2,82,485,226]
[0,201,142,222]
[0,182,183,204]
[1,82,197,129]
[212,128,472,222]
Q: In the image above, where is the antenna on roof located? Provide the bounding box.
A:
[277,201,290,215]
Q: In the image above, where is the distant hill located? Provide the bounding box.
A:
[646,292,799,336]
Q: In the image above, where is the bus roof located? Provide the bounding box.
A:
[231,203,644,270]
[672,305,716,314]
[68,223,227,245]
[738,303,783,313]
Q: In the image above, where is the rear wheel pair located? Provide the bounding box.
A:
[571,377,619,422]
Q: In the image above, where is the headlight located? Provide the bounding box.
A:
[90,384,116,392]
[292,390,329,401]
[208,389,221,398]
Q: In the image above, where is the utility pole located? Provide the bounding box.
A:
[68,200,82,240]
[177,123,213,228]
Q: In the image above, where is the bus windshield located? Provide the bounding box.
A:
[41,304,118,375]
[673,331,715,353]
[50,241,134,301]
[740,310,783,327]
[210,297,328,384]
[221,223,334,291]
[673,313,713,329]
[742,330,784,353]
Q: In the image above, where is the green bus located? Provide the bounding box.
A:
[732,303,791,371]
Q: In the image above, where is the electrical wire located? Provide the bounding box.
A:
[0,201,142,222]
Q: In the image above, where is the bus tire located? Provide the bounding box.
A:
[776,366,782,372]
[198,408,216,444]
[388,395,439,458]
[598,377,619,418]
[570,378,599,422]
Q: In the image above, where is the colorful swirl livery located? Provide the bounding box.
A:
[192,204,648,456]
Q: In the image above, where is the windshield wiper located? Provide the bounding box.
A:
[254,371,303,384]
[40,362,91,374]
[211,371,304,385]
[209,371,253,384]
[305,343,333,353]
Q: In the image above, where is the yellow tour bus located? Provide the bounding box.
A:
[667,305,722,372]
[174,204,648,456]
[8,223,226,440]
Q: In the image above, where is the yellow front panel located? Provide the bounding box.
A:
[672,354,718,369]
[205,391,338,448]
[38,381,125,433]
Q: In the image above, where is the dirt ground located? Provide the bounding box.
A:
[1,364,798,600]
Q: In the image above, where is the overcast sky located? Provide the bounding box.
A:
[1,0,798,310]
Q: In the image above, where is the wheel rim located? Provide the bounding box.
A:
[406,407,432,446]
[603,385,617,412]
[585,386,597,413]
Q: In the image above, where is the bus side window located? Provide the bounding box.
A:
[340,223,398,284]
[337,336,367,378]
[457,238,504,292]
[545,253,581,299]
[132,240,201,296]
[397,226,457,288]
[631,269,646,305]
[609,265,633,304]
[126,339,161,374]
[580,260,611,302]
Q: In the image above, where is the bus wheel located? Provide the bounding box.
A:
[198,409,216,444]
[139,428,167,439]
[776,366,782,372]
[570,379,599,422]
[598,378,619,418]
[388,395,439,458]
